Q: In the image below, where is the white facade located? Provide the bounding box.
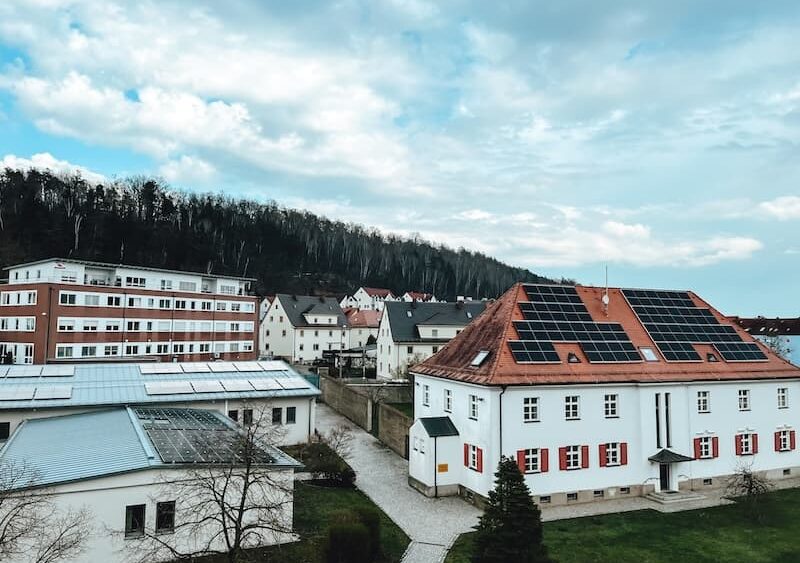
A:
[342,287,396,312]
[409,373,800,502]
[401,292,438,303]
[377,315,462,379]
[18,466,294,563]
[260,296,347,363]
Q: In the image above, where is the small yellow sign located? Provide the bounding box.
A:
[437,463,448,473]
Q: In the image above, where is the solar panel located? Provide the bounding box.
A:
[508,340,560,363]
[0,387,36,401]
[40,365,75,377]
[140,363,184,375]
[209,362,237,373]
[33,385,73,400]
[233,362,262,372]
[579,341,641,363]
[6,366,42,377]
[181,362,212,373]
[621,288,766,363]
[276,377,311,390]
[257,360,288,372]
[249,378,284,391]
[190,380,225,393]
[219,379,254,392]
[0,367,8,378]
[522,285,583,304]
[144,381,196,395]
[714,342,768,362]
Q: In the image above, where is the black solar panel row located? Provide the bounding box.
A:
[519,301,592,317]
[579,341,641,363]
[714,342,768,362]
[522,285,583,304]
[514,320,631,343]
[508,340,560,363]
[657,341,702,361]
[623,289,696,308]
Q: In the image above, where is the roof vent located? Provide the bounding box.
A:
[706,353,719,363]
[470,350,490,367]
[467,311,473,319]
[406,310,412,318]
[567,352,581,364]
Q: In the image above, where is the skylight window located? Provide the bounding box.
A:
[640,347,659,362]
[706,353,719,363]
[567,352,581,364]
[471,350,490,367]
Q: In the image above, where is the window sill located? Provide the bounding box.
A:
[698,411,710,414]
[604,416,619,419]
[124,534,145,541]
[565,418,581,422]
[738,409,751,412]
[523,420,540,424]
[468,417,478,421]
[736,453,755,457]
[524,470,542,475]
[778,406,789,410]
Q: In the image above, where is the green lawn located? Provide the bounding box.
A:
[446,488,800,563]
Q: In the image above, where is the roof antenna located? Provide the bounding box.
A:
[602,265,610,317]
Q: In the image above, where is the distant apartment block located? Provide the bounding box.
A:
[0,258,258,364]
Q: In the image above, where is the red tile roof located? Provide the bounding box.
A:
[734,317,800,336]
[362,287,394,298]
[405,291,434,301]
[346,308,382,328]
[414,283,800,386]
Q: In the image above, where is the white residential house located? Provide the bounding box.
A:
[340,287,396,311]
[261,295,347,363]
[344,308,381,349]
[0,407,300,563]
[377,301,487,379]
[401,292,438,303]
[408,283,800,507]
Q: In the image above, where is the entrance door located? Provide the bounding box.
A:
[659,463,670,491]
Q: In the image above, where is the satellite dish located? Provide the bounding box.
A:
[601,294,610,306]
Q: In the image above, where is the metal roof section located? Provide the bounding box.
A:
[274,294,348,328]
[419,417,459,437]
[0,406,301,489]
[0,361,319,410]
[384,301,488,343]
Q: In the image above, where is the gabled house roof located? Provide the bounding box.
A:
[414,283,800,386]
[346,308,381,328]
[275,294,347,328]
[404,291,435,301]
[362,287,394,298]
[384,301,487,343]
[0,407,300,490]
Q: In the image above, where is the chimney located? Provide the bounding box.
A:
[457,295,465,303]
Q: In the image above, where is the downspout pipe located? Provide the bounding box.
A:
[434,436,439,498]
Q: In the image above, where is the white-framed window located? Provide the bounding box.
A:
[56,345,73,358]
[219,285,236,295]
[778,387,789,409]
[443,389,452,412]
[777,430,792,451]
[419,439,425,454]
[605,442,620,466]
[697,390,710,413]
[127,321,140,331]
[698,436,713,459]
[160,280,172,290]
[565,395,580,420]
[173,344,185,353]
[604,394,618,418]
[156,344,169,354]
[59,292,76,305]
[80,345,96,357]
[231,303,241,312]
[467,444,479,470]
[738,433,754,455]
[24,291,36,305]
[107,295,121,307]
[468,394,478,420]
[82,320,98,331]
[106,321,120,331]
[522,448,541,473]
[158,299,171,309]
[58,319,74,332]
[126,276,146,287]
[200,301,212,311]
[199,343,210,353]
[128,297,142,308]
[422,384,430,406]
[565,445,581,470]
[104,345,118,356]
[125,344,139,355]
[738,389,750,411]
[216,302,227,311]
[179,281,196,292]
[523,397,539,422]
[175,300,187,310]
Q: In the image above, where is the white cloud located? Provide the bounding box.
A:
[757,196,800,221]
[0,152,106,184]
[158,155,217,186]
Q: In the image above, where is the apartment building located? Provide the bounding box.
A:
[377,301,487,379]
[409,283,800,506]
[0,258,258,364]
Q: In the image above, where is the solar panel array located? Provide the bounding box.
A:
[0,366,75,378]
[140,361,285,375]
[510,285,642,364]
[0,385,72,401]
[622,289,768,362]
[135,407,275,464]
[143,376,311,396]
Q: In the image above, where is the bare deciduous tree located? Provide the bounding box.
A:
[126,406,294,563]
[724,462,774,523]
[0,461,92,563]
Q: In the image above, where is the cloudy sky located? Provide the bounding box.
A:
[1,0,798,315]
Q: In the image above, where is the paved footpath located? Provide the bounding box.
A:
[315,404,481,563]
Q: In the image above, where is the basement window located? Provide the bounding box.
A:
[470,350,490,367]
[640,347,659,362]
[593,490,604,498]
[539,495,551,504]
[703,478,713,486]
[567,492,578,502]
[619,487,630,494]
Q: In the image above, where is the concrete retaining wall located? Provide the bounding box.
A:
[319,375,371,429]
[378,403,412,459]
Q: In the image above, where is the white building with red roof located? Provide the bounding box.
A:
[401,291,438,303]
[340,287,396,311]
[408,283,800,507]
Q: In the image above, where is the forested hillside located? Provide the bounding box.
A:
[0,168,559,298]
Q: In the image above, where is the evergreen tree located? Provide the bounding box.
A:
[471,456,551,563]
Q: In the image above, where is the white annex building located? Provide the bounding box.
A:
[340,287,396,311]
[260,294,348,363]
[377,301,487,379]
[409,283,800,506]
[0,360,319,446]
[0,406,299,563]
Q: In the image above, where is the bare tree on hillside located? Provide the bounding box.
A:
[0,461,92,563]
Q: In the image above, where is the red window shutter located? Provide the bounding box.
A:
[693,438,701,459]
[791,431,797,451]
[735,434,742,456]
[477,448,484,473]
[598,444,607,467]
[581,445,589,469]
[464,443,469,467]
[540,448,549,473]
[558,447,567,470]
[712,436,719,458]
[620,442,628,465]
[517,450,527,473]
[775,431,781,452]
[752,433,759,454]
